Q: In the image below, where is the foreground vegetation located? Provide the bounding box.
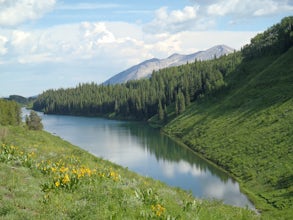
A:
[0,125,257,219]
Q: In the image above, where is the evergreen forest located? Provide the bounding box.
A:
[33,17,293,123]
[33,52,240,120]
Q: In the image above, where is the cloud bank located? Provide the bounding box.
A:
[0,0,56,26]
[0,0,292,96]
[207,0,293,17]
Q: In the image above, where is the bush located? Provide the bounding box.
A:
[25,111,43,130]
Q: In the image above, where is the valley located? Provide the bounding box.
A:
[1,16,292,219]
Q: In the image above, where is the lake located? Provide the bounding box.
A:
[23,109,254,209]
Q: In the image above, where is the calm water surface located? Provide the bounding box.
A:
[24,109,254,209]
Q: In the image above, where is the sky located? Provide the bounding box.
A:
[0,0,292,97]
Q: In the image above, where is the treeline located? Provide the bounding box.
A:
[5,95,36,105]
[0,99,21,126]
[33,52,241,120]
[33,17,292,120]
[242,16,293,59]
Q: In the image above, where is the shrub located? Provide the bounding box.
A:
[26,111,43,130]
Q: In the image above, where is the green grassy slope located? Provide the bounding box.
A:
[164,47,293,219]
[0,126,258,219]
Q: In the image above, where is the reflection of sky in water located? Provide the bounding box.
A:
[157,159,254,209]
[22,109,254,209]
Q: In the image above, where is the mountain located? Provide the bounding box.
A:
[104,45,234,85]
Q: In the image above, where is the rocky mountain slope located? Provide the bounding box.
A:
[104,45,234,85]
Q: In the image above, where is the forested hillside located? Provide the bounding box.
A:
[5,95,36,106]
[33,17,292,122]
[242,16,293,59]
[33,52,241,120]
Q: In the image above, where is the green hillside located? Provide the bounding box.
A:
[0,125,258,219]
[164,46,293,219]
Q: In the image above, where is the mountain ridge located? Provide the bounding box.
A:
[104,44,234,85]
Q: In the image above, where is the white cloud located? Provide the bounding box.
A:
[11,30,32,49]
[56,3,120,10]
[0,21,257,68]
[160,159,205,178]
[81,22,116,44]
[207,0,293,17]
[0,34,8,55]
[0,0,56,27]
[170,6,198,22]
[144,5,202,34]
[144,1,292,34]
[177,31,257,51]
[0,22,149,69]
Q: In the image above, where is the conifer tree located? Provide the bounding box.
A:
[158,100,164,121]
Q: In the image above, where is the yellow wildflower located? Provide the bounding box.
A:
[151,204,166,217]
[110,171,119,181]
[55,181,60,187]
[62,174,70,184]
[59,166,68,173]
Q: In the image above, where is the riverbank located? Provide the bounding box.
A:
[163,106,292,219]
[161,130,260,211]
[0,125,258,219]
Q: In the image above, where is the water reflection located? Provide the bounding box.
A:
[22,109,254,208]
[120,122,230,182]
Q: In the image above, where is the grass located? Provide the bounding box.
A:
[163,48,293,219]
[0,125,258,219]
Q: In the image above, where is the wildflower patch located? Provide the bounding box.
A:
[0,144,121,194]
[38,157,98,191]
[0,143,35,168]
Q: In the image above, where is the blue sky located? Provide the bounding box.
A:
[0,0,292,97]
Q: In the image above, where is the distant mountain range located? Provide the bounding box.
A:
[104,45,234,85]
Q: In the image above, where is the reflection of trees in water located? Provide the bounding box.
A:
[120,122,231,183]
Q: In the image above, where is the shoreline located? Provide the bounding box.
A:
[31,109,258,211]
[161,129,259,212]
